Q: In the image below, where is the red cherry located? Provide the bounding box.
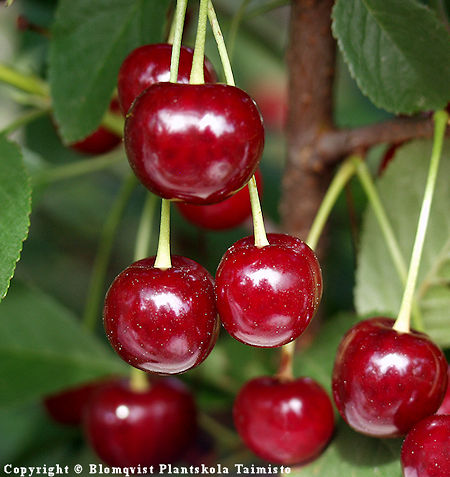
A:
[332,317,448,437]
[70,99,121,155]
[44,380,106,425]
[401,414,450,477]
[215,233,319,348]
[436,365,450,415]
[84,378,196,467]
[233,376,334,465]
[124,82,264,204]
[118,43,217,115]
[104,255,219,375]
[175,169,263,230]
[249,77,287,131]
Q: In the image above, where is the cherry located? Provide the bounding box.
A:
[117,43,217,115]
[175,169,263,230]
[401,414,450,477]
[44,380,106,426]
[124,82,264,204]
[436,365,450,415]
[249,77,287,131]
[70,99,121,155]
[215,233,320,348]
[332,317,448,438]
[84,377,196,467]
[233,376,334,465]
[103,255,219,375]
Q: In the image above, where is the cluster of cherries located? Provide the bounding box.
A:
[46,41,450,476]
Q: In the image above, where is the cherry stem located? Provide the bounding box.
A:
[169,0,188,83]
[0,63,48,96]
[134,193,158,262]
[208,1,235,85]
[154,199,172,269]
[0,108,50,135]
[32,149,124,186]
[352,156,424,331]
[227,0,251,61]
[190,0,209,84]
[129,367,150,393]
[83,175,137,331]
[249,175,269,247]
[208,1,267,248]
[393,110,448,334]
[306,156,357,249]
[277,157,357,379]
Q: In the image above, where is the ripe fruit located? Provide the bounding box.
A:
[215,233,320,347]
[124,82,264,204]
[103,255,219,375]
[70,99,121,155]
[233,376,334,465]
[84,378,196,467]
[44,380,105,425]
[332,317,448,437]
[401,414,450,477]
[436,365,450,415]
[117,43,217,115]
[176,169,263,230]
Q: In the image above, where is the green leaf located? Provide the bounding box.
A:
[289,419,402,477]
[355,139,450,346]
[0,136,31,301]
[332,0,450,114]
[49,0,170,143]
[0,282,128,407]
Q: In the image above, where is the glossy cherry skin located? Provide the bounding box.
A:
[233,376,334,465]
[118,43,217,115]
[124,82,265,204]
[436,365,450,415]
[84,378,197,467]
[215,234,319,347]
[332,317,448,438]
[71,99,121,155]
[104,255,219,375]
[176,169,263,230]
[44,380,106,425]
[401,414,450,477]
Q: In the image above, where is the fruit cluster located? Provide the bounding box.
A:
[44,15,449,477]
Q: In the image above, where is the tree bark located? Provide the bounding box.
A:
[281,0,336,243]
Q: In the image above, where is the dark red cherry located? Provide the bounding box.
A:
[175,169,263,230]
[401,414,450,477]
[124,82,264,204]
[233,376,334,465]
[436,365,450,415]
[104,255,219,375]
[332,317,448,438]
[44,380,106,425]
[71,99,121,155]
[215,234,319,347]
[84,377,196,467]
[118,43,217,115]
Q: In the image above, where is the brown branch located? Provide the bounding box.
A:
[281,0,336,242]
[316,116,438,167]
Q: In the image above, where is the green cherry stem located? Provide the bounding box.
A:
[352,156,424,331]
[393,110,448,333]
[208,1,235,86]
[227,0,251,61]
[154,199,172,269]
[278,156,357,380]
[0,63,48,96]
[82,175,137,331]
[190,0,210,84]
[208,0,267,247]
[169,0,188,83]
[129,191,160,393]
